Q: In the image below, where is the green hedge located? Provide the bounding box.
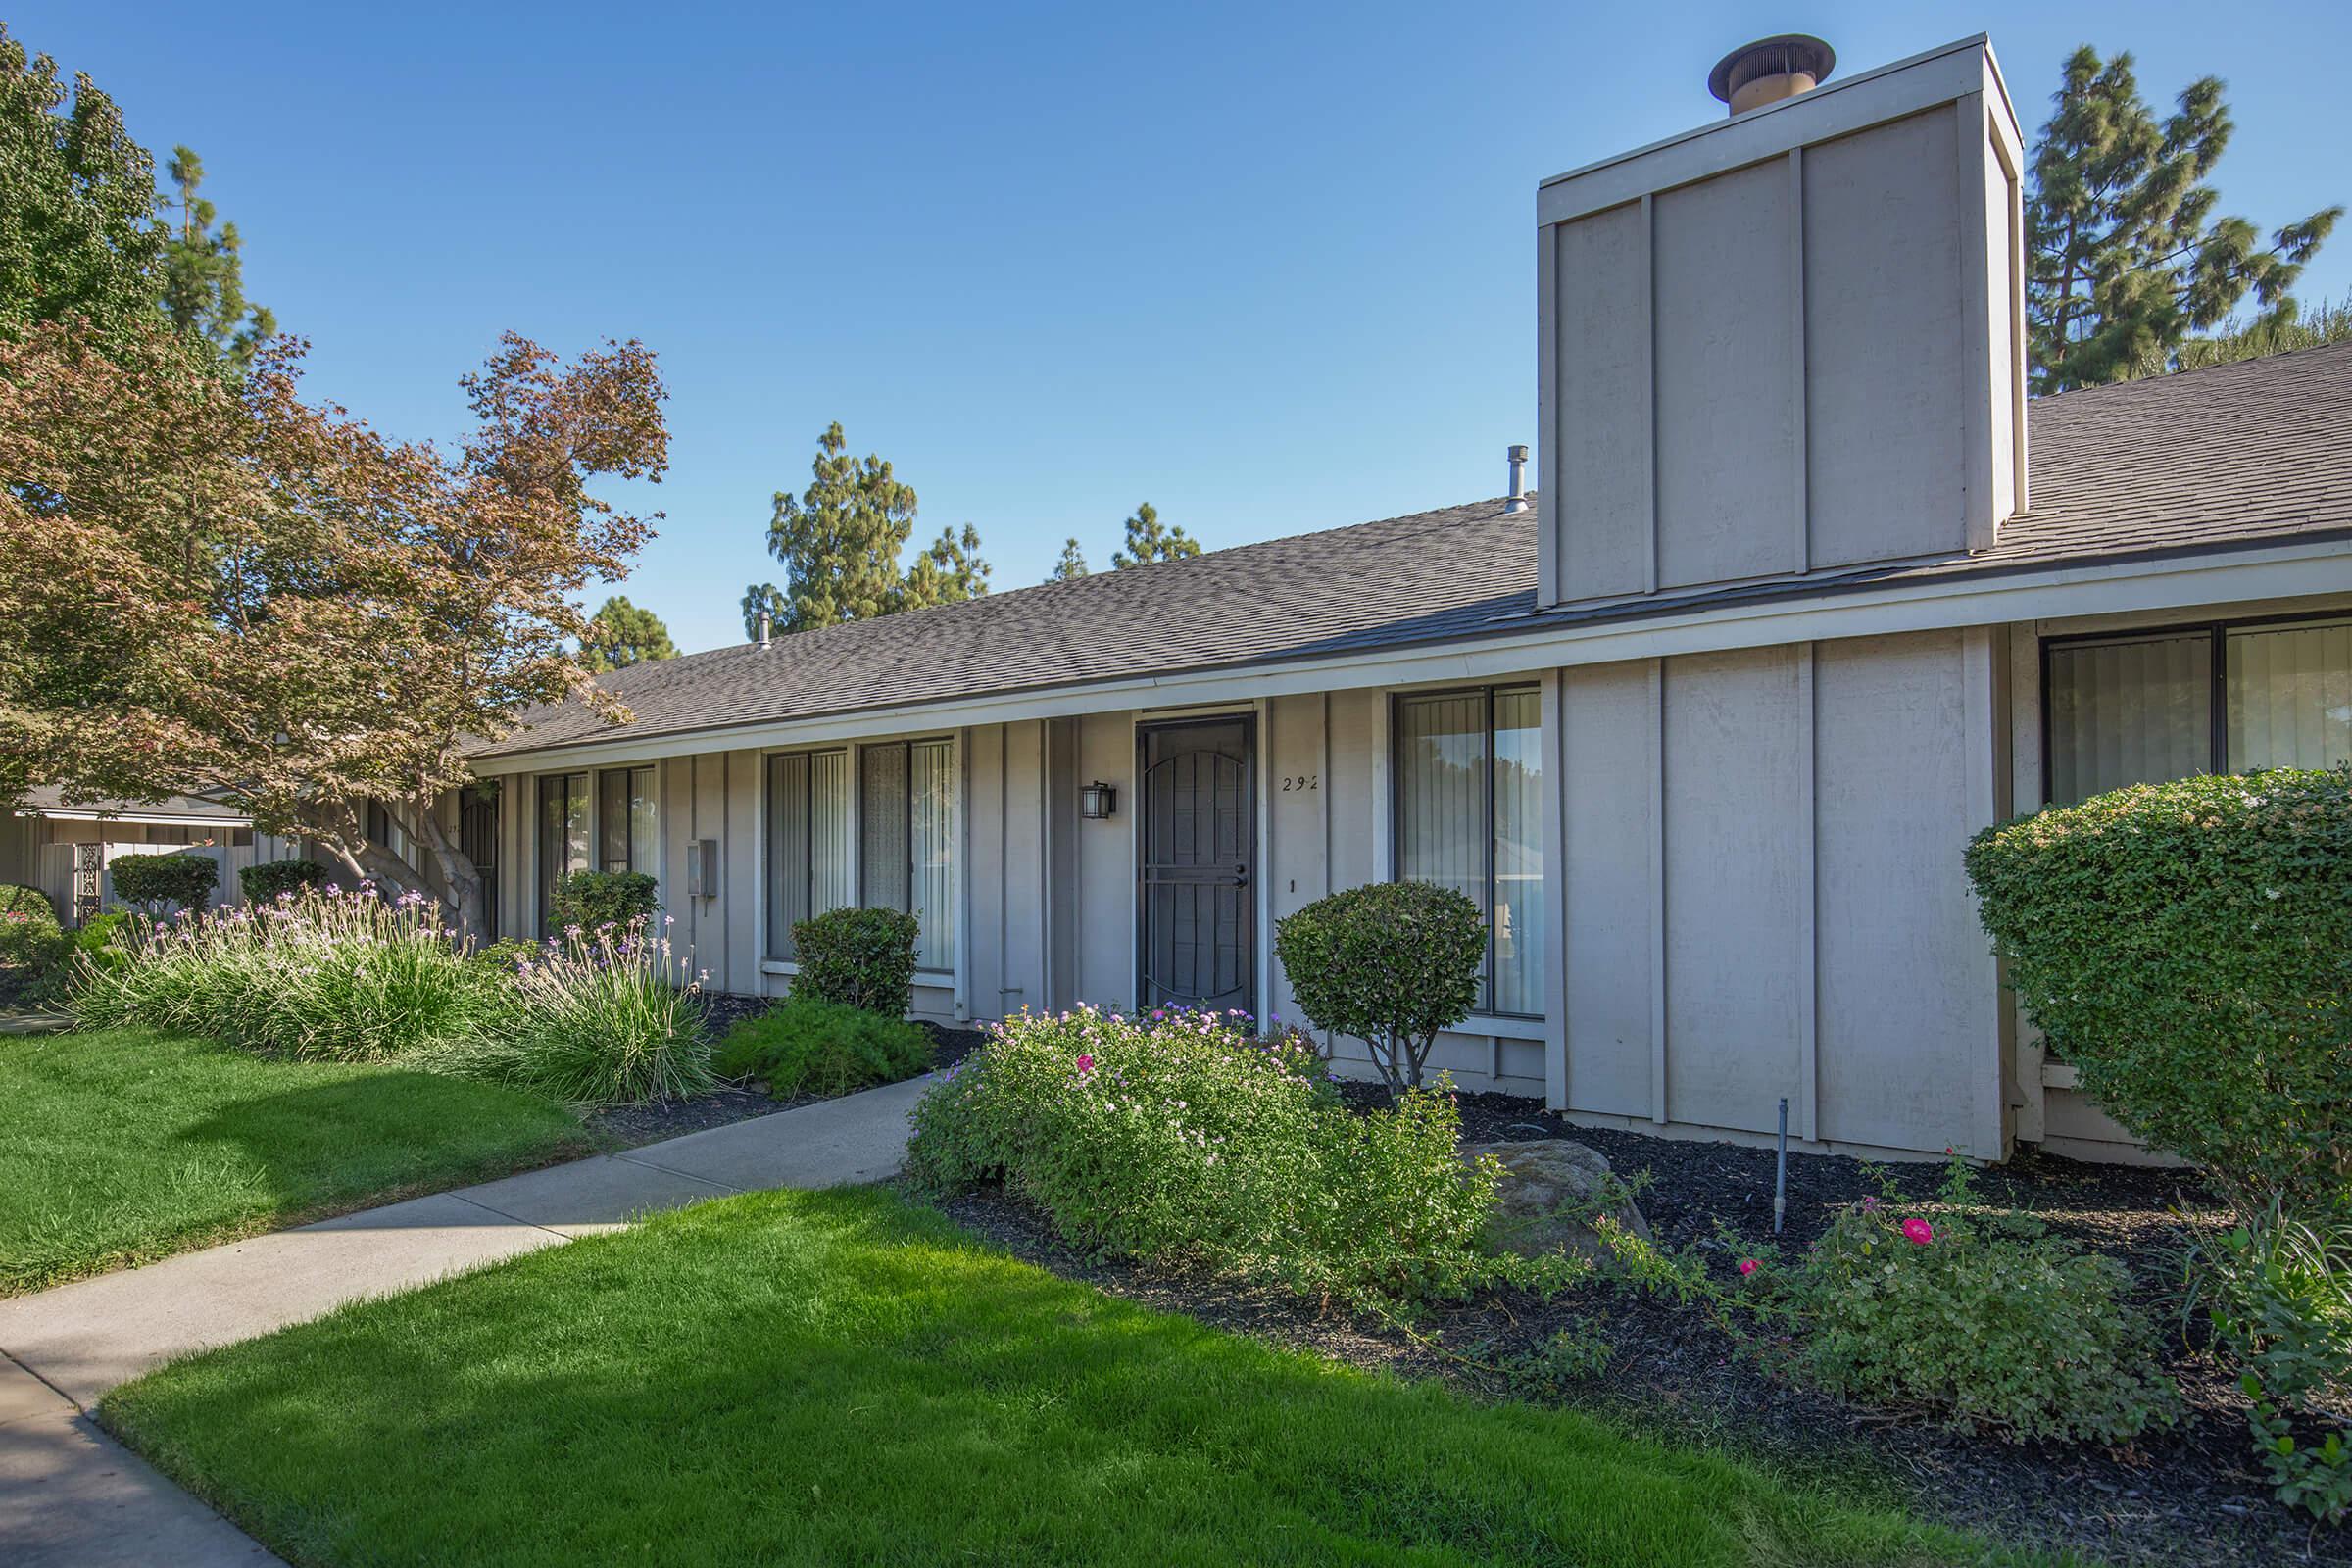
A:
[239,858,325,903]
[1965,768,2352,1207]
[790,906,918,1018]
[107,853,220,914]
[0,883,66,974]
[547,870,660,934]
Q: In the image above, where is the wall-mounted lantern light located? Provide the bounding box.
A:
[1079,780,1117,820]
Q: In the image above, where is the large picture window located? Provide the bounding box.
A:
[597,766,658,875]
[537,772,590,927]
[1394,686,1544,1017]
[764,750,851,959]
[764,738,954,972]
[2045,614,2352,803]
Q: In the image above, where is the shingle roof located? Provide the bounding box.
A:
[479,340,2352,760]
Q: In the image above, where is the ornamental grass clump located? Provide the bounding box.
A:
[67,889,711,1105]
[69,888,509,1061]
[431,919,712,1105]
[907,1005,1579,1308]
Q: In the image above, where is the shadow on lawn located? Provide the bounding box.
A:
[172,1068,589,1214]
[100,1190,1965,1568]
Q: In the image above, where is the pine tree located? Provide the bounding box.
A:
[898,523,991,611]
[579,595,678,672]
[1047,537,1089,582]
[758,422,992,631]
[739,582,787,641]
[2027,45,2339,392]
[0,24,164,343]
[157,146,275,370]
[1109,502,1200,568]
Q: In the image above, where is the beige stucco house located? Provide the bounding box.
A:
[465,35,2352,1164]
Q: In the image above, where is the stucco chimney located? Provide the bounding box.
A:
[1708,34,1835,117]
[1505,444,1530,512]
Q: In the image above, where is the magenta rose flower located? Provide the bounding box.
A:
[1737,1258,1759,1277]
[1901,1218,1935,1246]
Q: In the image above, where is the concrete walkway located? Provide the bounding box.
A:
[0,1075,927,1567]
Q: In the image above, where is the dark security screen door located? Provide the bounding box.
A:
[1138,717,1254,1017]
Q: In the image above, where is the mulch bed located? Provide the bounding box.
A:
[928,1080,2348,1568]
[587,1001,986,1148]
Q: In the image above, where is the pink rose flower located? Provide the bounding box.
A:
[1076,1054,1095,1074]
[1738,1258,1759,1277]
[1901,1218,1935,1246]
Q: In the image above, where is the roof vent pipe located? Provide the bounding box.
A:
[1708,34,1835,117]
[756,608,772,648]
[1504,444,1530,513]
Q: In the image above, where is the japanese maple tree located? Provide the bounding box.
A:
[0,318,667,935]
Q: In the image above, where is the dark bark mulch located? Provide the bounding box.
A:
[926,1082,2346,1568]
[587,1002,984,1147]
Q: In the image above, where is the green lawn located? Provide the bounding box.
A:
[104,1186,2022,1568]
[0,1028,591,1294]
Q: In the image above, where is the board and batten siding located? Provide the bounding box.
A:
[1555,629,2012,1158]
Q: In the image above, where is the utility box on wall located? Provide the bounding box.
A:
[686,838,719,900]
[1536,34,2028,609]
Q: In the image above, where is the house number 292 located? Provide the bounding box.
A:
[1281,775,1319,791]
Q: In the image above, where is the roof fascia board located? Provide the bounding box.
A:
[1538,35,1994,227]
[20,809,250,826]
[471,539,2352,775]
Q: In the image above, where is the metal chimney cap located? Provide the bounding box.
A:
[1708,34,1835,107]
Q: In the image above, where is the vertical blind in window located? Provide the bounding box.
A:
[2045,633,2212,805]
[2046,616,2352,804]
[764,750,850,959]
[1395,687,1544,1017]
[537,772,590,926]
[909,738,956,973]
[860,743,912,915]
[597,766,657,874]
[2229,618,2352,772]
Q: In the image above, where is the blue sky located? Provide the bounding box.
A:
[23,1,2350,652]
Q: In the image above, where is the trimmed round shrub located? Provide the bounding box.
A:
[1273,880,1486,1093]
[714,996,932,1099]
[107,852,220,915]
[1,881,64,961]
[1965,767,2352,1207]
[908,1006,1584,1308]
[239,858,325,903]
[547,869,661,935]
[790,906,918,1018]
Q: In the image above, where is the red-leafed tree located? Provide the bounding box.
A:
[0,318,667,935]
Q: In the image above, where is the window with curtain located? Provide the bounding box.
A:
[1394,686,1544,1017]
[597,766,658,875]
[764,750,851,959]
[858,738,956,972]
[537,772,589,927]
[2046,615,2352,803]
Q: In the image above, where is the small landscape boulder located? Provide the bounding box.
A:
[1465,1138,1652,1261]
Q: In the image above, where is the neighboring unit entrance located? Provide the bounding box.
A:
[1137,716,1254,1018]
